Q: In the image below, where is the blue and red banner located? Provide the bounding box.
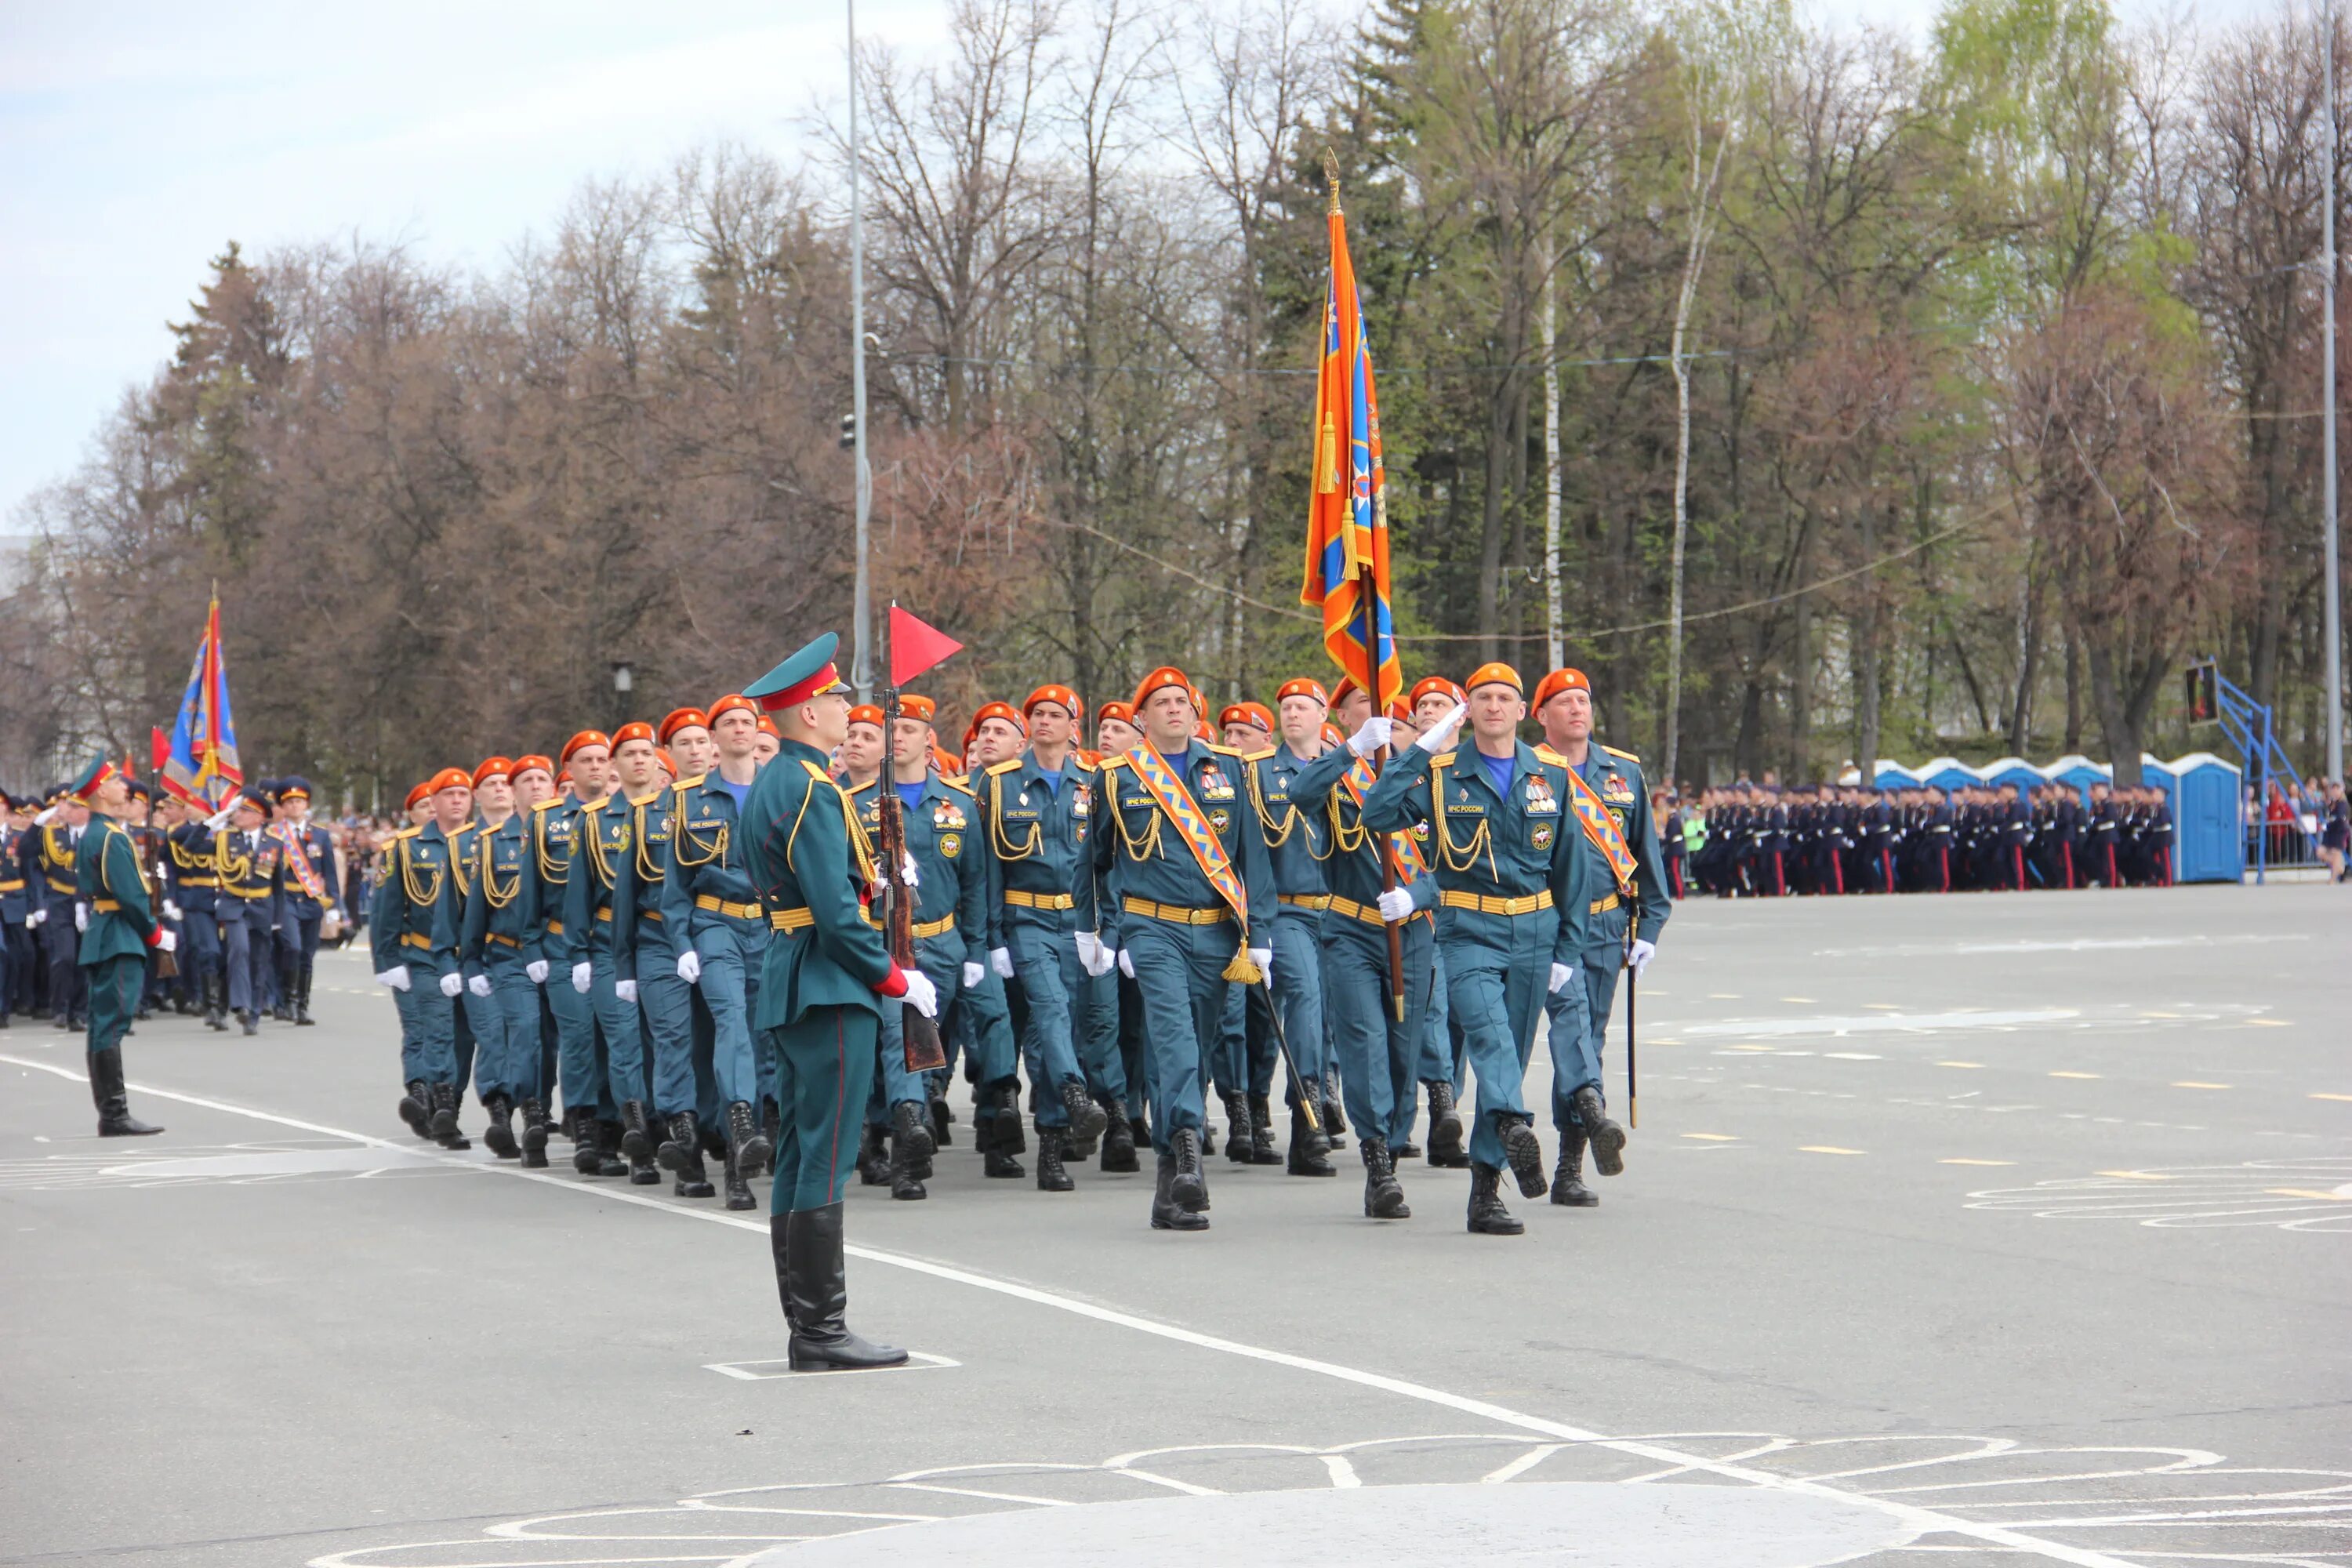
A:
[1300,186,1401,710]
[161,597,241,808]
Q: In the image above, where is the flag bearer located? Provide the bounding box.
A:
[270,777,340,1026]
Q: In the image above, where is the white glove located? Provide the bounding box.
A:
[153,928,177,954]
[526,958,550,985]
[989,946,1015,980]
[1248,946,1273,985]
[962,960,984,990]
[330,907,345,923]
[1548,961,1574,995]
[1377,887,1414,923]
[27,908,45,927]
[1347,716,1394,757]
[1076,929,1114,977]
[377,964,412,993]
[676,949,702,985]
[437,970,463,998]
[467,974,493,998]
[901,851,920,887]
[74,903,89,931]
[570,961,592,993]
[899,967,939,1019]
[1628,938,1657,978]
[163,899,183,921]
[614,978,639,1004]
[1417,699,1468,754]
[1117,948,1135,978]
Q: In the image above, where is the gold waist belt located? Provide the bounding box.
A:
[1277,893,1330,911]
[1004,888,1074,911]
[1123,896,1229,925]
[1326,895,1431,927]
[1437,888,1554,917]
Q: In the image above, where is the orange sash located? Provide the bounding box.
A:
[1565,766,1637,895]
[1123,746,1250,933]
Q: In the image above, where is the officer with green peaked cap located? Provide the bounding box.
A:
[68,754,172,1137]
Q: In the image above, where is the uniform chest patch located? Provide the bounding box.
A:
[1208,808,1231,833]
[938,832,962,859]
[1531,822,1555,849]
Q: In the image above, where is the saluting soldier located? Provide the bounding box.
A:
[661,695,775,1211]
[611,715,713,1199]
[64,757,173,1134]
[739,632,934,1370]
[1361,664,1602,1236]
[458,757,550,1165]
[269,777,340,1025]
[1530,666,1657,1205]
[1088,666,1275,1233]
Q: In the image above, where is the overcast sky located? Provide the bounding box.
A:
[0,0,2287,531]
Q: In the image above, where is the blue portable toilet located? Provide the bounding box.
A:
[2166,752,2241,883]
[1918,757,1981,792]
[2044,754,2107,805]
[1981,756,2048,796]
[1872,760,1921,789]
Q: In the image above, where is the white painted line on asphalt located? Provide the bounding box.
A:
[0,1051,2147,1568]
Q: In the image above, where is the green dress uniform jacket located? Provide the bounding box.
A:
[74,814,160,963]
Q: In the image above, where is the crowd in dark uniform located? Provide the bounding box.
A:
[1663,778,2177,898]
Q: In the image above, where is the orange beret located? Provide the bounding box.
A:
[655,747,677,775]
[1276,677,1329,706]
[1531,667,1591,710]
[612,721,655,749]
[1465,662,1523,695]
[847,705,885,731]
[898,693,936,723]
[659,706,710,743]
[1321,722,1345,746]
[1408,676,1465,710]
[560,730,611,765]
[972,701,1027,735]
[1219,702,1273,734]
[1330,674,1363,706]
[403,781,433,811]
[932,745,960,775]
[1096,700,1134,725]
[1387,699,1417,724]
[1025,684,1083,720]
[1131,666,1195,713]
[427,766,473,796]
[511,754,554,781]
[755,714,780,738]
[708,693,757,724]
[472,757,513,789]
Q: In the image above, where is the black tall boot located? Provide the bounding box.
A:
[619,1099,655,1161]
[1098,1098,1139,1173]
[1035,1126,1073,1192]
[726,1099,770,1178]
[660,1111,715,1198]
[993,1085,1025,1155]
[1497,1111,1549,1199]
[1571,1086,1627,1177]
[1362,1136,1409,1218]
[927,1081,953,1147]
[722,1133,757,1211]
[90,1049,164,1137]
[1322,1076,1348,1150]
[982,1110,1025,1178]
[782,1203,908,1370]
[398,1079,432,1138]
[1221,1091,1254,1165]
[294,959,316,1025]
[1169,1127,1208,1214]
[1426,1080,1468,1167]
[1058,1080,1108,1145]
[595,1119,628,1177]
[1287,1102,1336,1176]
[271,952,296,1022]
[571,1107,603,1174]
[431,1083,470,1150]
[1249,1093,1283,1165]
[518,1098,551,1167]
[1551,1125,1598,1207]
[204,973,228,1032]
[482,1092,520,1160]
[857,1123,892,1186]
[1149,1148,1208,1231]
[1467,1162,1523,1235]
[889,1112,928,1201]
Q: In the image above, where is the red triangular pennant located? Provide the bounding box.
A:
[889,604,964,686]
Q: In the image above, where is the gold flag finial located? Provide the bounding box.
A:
[1321,146,1342,215]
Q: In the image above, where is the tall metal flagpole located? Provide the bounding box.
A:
[848,0,874,700]
[2324,0,2343,780]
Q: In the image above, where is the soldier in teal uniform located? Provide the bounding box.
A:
[66,756,171,1136]
[661,694,775,1211]
[1360,663,1599,1236]
[458,757,551,1166]
[1530,666,1662,1204]
[614,711,717,1200]
[739,632,933,1370]
[531,732,622,1177]
[560,723,660,1185]
[372,768,475,1149]
[1087,666,1275,1232]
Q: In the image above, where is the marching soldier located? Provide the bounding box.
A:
[66,756,172,1136]
[1361,665,1601,1236]
[215,793,281,1036]
[533,732,623,1176]
[739,632,932,1370]
[270,777,340,1025]
[1530,666,1657,1206]
[372,768,474,1149]
[563,721,661,1185]
[459,757,550,1165]
[616,710,720,1200]
[662,695,775,1210]
[0,793,29,1026]
[1087,667,1274,1232]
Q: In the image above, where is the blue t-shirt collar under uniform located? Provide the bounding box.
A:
[1476,746,1516,801]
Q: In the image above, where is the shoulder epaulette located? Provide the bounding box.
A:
[392,825,422,840]
[532,797,562,813]
[940,776,977,800]
[1207,742,1246,759]
[985,758,1023,776]
[1602,744,1641,762]
[1534,744,1568,765]
[1097,753,1130,773]
[1431,751,1457,766]
[674,773,706,793]
[1242,746,1278,763]
[800,760,833,783]
[581,795,610,812]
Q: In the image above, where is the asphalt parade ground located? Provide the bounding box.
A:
[3,885,2347,1568]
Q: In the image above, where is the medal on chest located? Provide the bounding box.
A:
[1525,775,1559,815]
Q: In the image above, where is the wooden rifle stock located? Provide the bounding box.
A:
[879,682,946,1072]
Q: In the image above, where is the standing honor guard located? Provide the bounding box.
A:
[1088,667,1275,1233]
[269,777,340,1026]
[1530,667,1661,1203]
[1361,665,1602,1235]
[372,768,474,1149]
[662,695,776,1211]
[739,633,935,1370]
[33,787,89,1033]
[459,757,551,1165]
[67,756,172,1136]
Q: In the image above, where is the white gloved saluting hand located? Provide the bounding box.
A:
[1417,700,1468,755]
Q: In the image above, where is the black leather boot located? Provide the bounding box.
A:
[1249,1093,1283,1165]
[205,974,228,1031]
[1551,1125,1598,1207]
[857,1123,891,1186]
[1287,1103,1336,1176]
[619,1100,654,1162]
[723,1136,757,1210]
[571,1108,603,1174]
[1571,1086,1626,1177]
[482,1092,520,1160]
[661,1111,715,1197]
[1426,1080,1468,1167]
[240,1010,260,1036]
[782,1203,909,1370]
[1322,1077,1348,1149]
[1098,1098,1139,1172]
[1362,1137,1409,1218]
[519,1098,551,1167]
[927,1082,953,1147]
[1498,1112,1548,1199]
[90,1049,164,1137]
[1035,1127,1073,1192]
[595,1119,628,1177]
[726,1100,770,1178]
[294,960,316,1025]
[993,1084,1025,1153]
[1292,1083,1331,1161]
[1221,1091,1254,1164]
[1058,1080,1108,1145]
[431,1083,470,1150]
[699,1117,730,1162]
[1149,1148,1209,1231]
[889,1114,928,1200]
[398,1079,432,1138]
[1169,1127,1208,1213]
[1467,1161,1523,1235]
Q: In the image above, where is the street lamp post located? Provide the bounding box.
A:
[612,660,634,728]
[848,0,873,700]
